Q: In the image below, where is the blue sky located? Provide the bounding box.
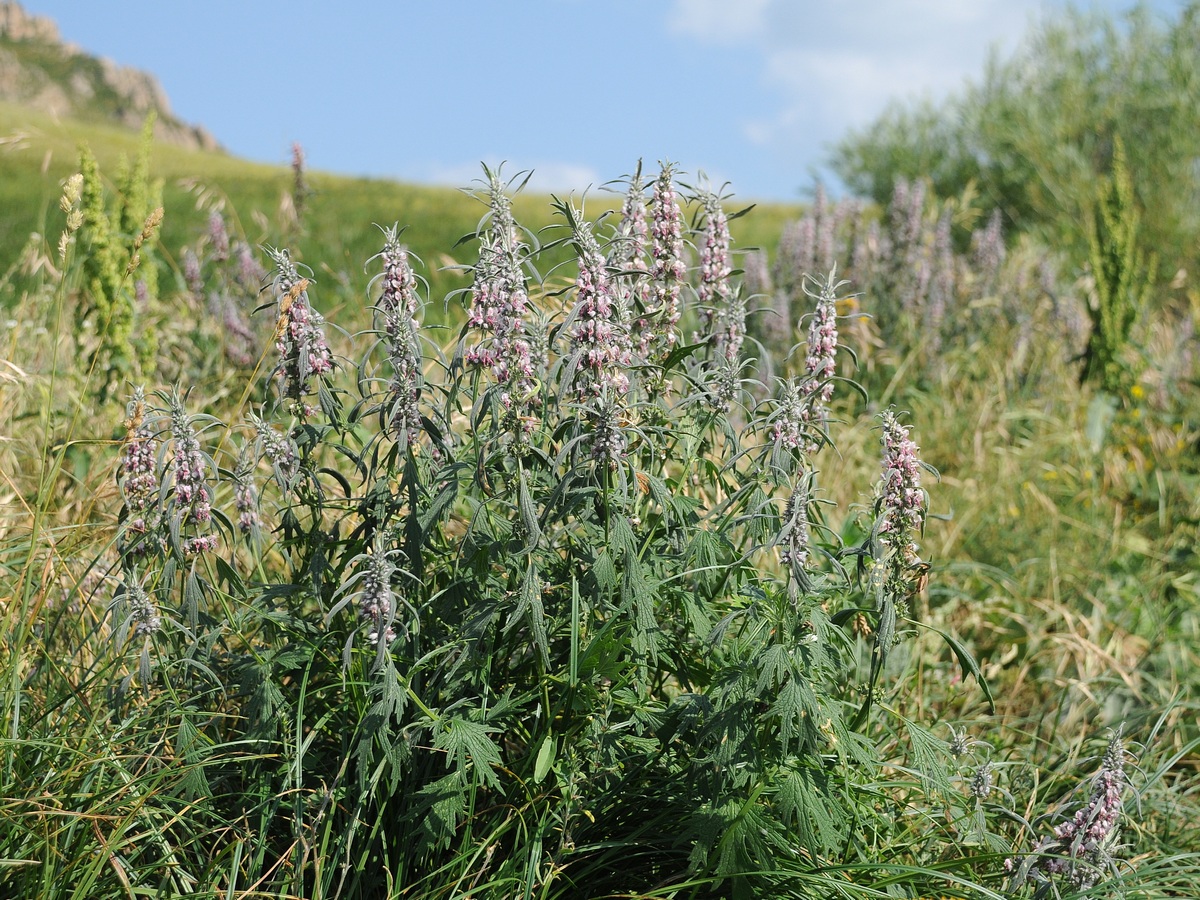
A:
[26,0,1184,201]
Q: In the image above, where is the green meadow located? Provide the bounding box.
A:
[2,5,1199,898]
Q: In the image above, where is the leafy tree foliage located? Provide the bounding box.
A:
[832,3,1200,284]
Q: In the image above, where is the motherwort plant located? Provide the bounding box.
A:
[42,160,1032,900]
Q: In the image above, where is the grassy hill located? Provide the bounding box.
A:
[0,100,800,318]
[5,5,1200,896]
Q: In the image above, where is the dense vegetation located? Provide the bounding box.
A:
[832,2,1200,291]
[2,3,1199,898]
[0,100,797,308]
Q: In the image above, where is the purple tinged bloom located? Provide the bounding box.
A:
[697,192,731,310]
[926,209,954,348]
[812,184,839,277]
[124,575,162,637]
[972,208,1005,285]
[167,391,216,555]
[268,248,334,413]
[233,444,261,537]
[793,274,842,452]
[1008,730,1129,891]
[251,414,299,489]
[234,242,266,294]
[118,387,161,553]
[466,234,537,399]
[208,291,256,367]
[235,481,259,535]
[183,249,203,297]
[697,190,744,364]
[764,288,796,364]
[851,219,881,288]
[208,211,230,262]
[771,379,807,454]
[377,225,423,448]
[877,410,924,560]
[182,535,219,554]
[778,475,812,595]
[775,218,816,301]
[606,164,650,316]
[743,249,771,299]
[291,141,309,218]
[888,177,930,314]
[567,209,632,400]
[354,536,398,646]
[891,177,927,252]
[610,166,649,270]
[464,173,542,444]
[640,162,686,357]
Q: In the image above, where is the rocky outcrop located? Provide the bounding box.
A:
[0,1,57,43]
[0,1,221,152]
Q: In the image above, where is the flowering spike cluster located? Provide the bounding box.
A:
[969,763,994,800]
[812,185,841,277]
[486,169,520,248]
[606,168,650,346]
[207,291,256,367]
[1008,730,1128,891]
[118,387,161,555]
[851,218,881,285]
[890,177,927,256]
[609,166,649,277]
[778,476,811,591]
[888,177,930,314]
[356,536,398,646]
[268,248,334,413]
[948,725,982,760]
[706,358,741,414]
[697,192,731,309]
[797,275,841,448]
[568,211,632,399]
[183,249,203,297]
[291,141,309,219]
[877,410,924,561]
[251,414,299,489]
[972,208,1005,286]
[926,209,954,347]
[775,218,815,302]
[233,443,261,537]
[208,211,230,262]
[234,242,266,293]
[588,397,628,469]
[743,249,771,298]
[771,379,808,454]
[697,190,741,363]
[465,179,540,443]
[124,573,162,637]
[168,391,217,555]
[378,226,423,448]
[639,162,686,357]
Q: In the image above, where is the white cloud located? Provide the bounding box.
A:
[670,0,1043,157]
[668,0,771,42]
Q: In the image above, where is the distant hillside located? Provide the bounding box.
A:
[0,0,218,151]
[0,3,798,321]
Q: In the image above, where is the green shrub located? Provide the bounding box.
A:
[73,117,164,397]
[832,3,1200,290]
[1081,137,1156,396]
[1,162,1015,899]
